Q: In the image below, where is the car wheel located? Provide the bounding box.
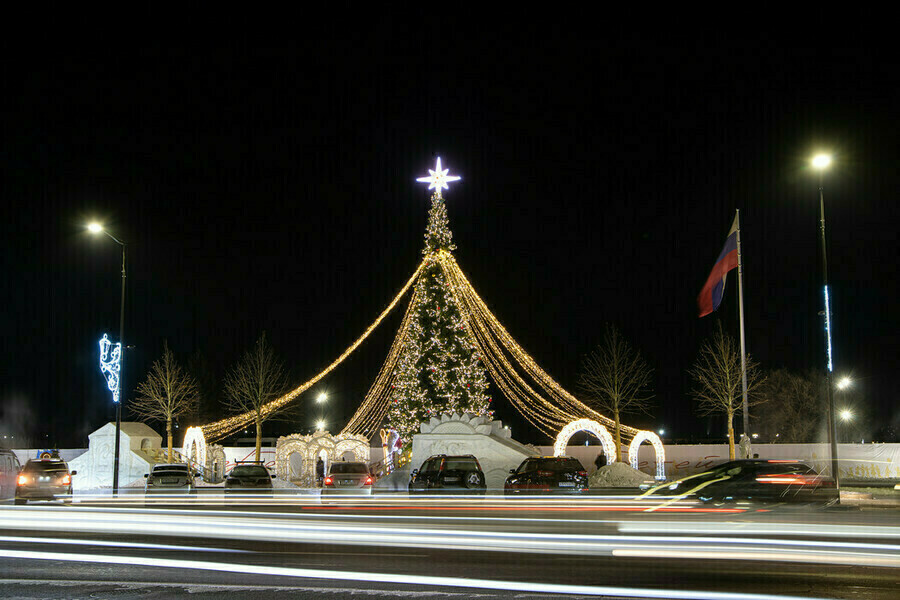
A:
[464,471,484,489]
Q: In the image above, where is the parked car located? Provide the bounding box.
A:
[15,458,75,504]
[144,463,194,495]
[224,463,274,493]
[1,449,23,502]
[504,456,588,495]
[663,459,838,505]
[409,454,486,495]
[322,461,375,497]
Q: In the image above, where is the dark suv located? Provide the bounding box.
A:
[505,456,588,495]
[663,459,838,505]
[409,455,486,495]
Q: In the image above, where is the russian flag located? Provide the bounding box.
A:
[697,214,739,317]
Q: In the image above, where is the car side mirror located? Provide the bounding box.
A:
[271,474,277,479]
[509,469,516,474]
[70,470,77,476]
[411,469,419,477]
[144,473,149,478]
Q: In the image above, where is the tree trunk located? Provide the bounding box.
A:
[727,409,735,460]
[166,418,173,463]
[614,409,622,463]
[255,417,262,463]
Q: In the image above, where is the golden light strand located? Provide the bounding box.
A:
[202,260,426,442]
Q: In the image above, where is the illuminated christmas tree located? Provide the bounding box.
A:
[386,160,491,440]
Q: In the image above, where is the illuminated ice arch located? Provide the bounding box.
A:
[181,426,207,470]
[553,419,616,461]
[628,430,666,480]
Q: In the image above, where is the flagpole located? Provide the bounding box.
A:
[735,209,750,440]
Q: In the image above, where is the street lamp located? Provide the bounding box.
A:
[316,392,328,404]
[837,376,852,391]
[315,420,326,431]
[88,222,127,496]
[811,154,841,491]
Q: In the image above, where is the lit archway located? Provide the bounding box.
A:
[553,419,616,461]
[628,431,666,480]
[182,426,207,470]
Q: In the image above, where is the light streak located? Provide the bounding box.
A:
[0,549,857,598]
[0,535,249,553]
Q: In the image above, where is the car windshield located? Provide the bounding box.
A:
[24,461,67,473]
[153,468,189,477]
[536,458,583,471]
[443,458,478,471]
[230,466,269,477]
[330,463,368,474]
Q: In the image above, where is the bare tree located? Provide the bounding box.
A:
[577,324,654,461]
[132,341,200,462]
[755,369,822,442]
[223,332,290,462]
[689,321,764,459]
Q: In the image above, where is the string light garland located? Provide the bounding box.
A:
[199,261,425,443]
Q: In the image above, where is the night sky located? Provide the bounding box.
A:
[2,30,898,448]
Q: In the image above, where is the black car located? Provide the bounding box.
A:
[15,458,75,504]
[663,459,838,505]
[224,463,274,493]
[504,456,588,495]
[409,455,485,495]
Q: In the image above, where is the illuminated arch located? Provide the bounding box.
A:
[628,431,666,480]
[553,419,616,461]
[182,426,207,469]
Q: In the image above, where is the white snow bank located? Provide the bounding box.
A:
[589,462,655,488]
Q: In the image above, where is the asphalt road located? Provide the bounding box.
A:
[1,495,898,599]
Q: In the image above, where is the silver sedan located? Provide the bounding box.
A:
[321,462,375,497]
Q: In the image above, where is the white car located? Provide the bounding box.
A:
[322,462,375,497]
[144,463,194,496]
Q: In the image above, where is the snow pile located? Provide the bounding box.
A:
[589,462,655,488]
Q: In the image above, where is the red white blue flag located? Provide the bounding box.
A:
[697,214,739,317]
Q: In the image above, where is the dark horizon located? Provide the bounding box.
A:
[2,33,897,449]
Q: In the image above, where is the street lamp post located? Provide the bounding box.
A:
[89,223,126,496]
[812,154,841,491]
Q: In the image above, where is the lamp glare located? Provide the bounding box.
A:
[812,154,832,170]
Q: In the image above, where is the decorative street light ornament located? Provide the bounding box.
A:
[416,157,460,195]
[628,430,667,481]
[98,333,122,403]
[553,418,616,463]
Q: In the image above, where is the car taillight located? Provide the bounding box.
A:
[755,474,812,485]
[17,474,28,486]
[364,476,374,485]
[60,474,71,485]
[324,476,334,486]
[577,471,587,477]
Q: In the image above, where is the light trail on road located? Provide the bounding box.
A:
[2,505,898,568]
[1,548,836,600]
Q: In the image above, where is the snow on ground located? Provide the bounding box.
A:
[589,462,655,488]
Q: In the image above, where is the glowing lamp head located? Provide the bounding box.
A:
[812,154,832,170]
[315,420,326,430]
[837,376,852,390]
[839,409,853,422]
[316,392,327,404]
[87,223,103,234]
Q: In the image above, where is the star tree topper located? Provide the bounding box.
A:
[416,157,460,196]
